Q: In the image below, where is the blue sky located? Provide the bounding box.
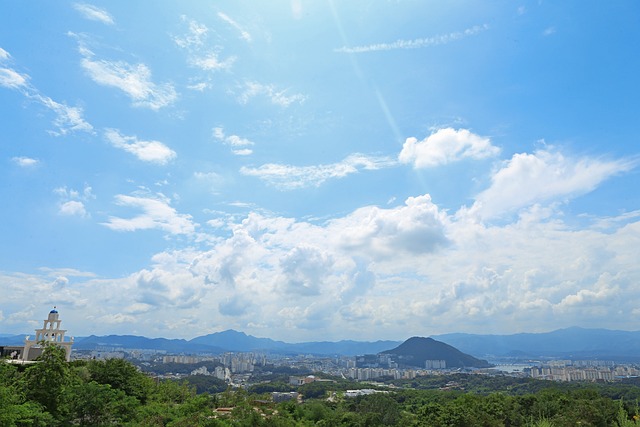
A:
[1,1,639,341]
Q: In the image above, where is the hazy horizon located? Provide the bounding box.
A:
[1,1,639,342]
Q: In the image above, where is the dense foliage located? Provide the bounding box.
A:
[2,344,640,426]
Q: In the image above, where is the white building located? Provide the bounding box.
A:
[22,308,74,362]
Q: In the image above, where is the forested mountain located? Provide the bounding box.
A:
[381,337,491,368]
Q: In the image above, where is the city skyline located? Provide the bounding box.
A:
[1,1,639,341]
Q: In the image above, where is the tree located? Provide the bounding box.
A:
[67,380,137,426]
[87,357,153,403]
[21,343,71,420]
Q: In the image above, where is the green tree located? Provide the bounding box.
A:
[88,357,153,403]
[67,380,138,426]
[21,343,71,421]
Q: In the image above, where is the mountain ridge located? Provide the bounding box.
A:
[3,327,640,359]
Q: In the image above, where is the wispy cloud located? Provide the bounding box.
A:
[237,81,305,107]
[241,154,396,190]
[187,82,210,91]
[173,16,208,48]
[81,57,177,110]
[335,24,488,53]
[12,156,39,167]
[399,128,500,168]
[0,67,28,89]
[218,12,252,42]
[73,3,115,25]
[104,129,176,164]
[173,16,236,72]
[191,53,235,71]
[34,94,94,136]
[102,194,196,235]
[71,36,176,110]
[213,126,254,156]
[542,26,556,37]
[466,148,637,220]
[1,46,93,135]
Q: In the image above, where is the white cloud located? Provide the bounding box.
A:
[237,81,305,107]
[233,149,253,156]
[73,3,115,25]
[330,194,449,257]
[467,148,636,220]
[174,17,236,72]
[399,128,500,168]
[187,82,210,91]
[191,53,235,71]
[104,129,176,164]
[218,12,252,42]
[3,189,640,340]
[543,26,556,36]
[213,126,254,155]
[81,56,177,110]
[102,194,196,235]
[34,94,94,136]
[173,16,208,48]
[55,185,94,218]
[0,47,93,135]
[12,156,39,167]
[240,154,396,189]
[0,67,28,88]
[335,24,488,53]
[59,200,88,217]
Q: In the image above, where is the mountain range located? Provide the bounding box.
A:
[2,327,640,361]
[433,327,640,361]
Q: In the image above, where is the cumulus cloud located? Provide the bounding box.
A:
[73,3,114,25]
[59,200,88,217]
[12,156,39,167]
[55,185,94,218]
[104,129,176,164]
[399,127,500,168]
[335,24,488,53]
[237,81,305,107]
[241,154,396,189]
[102,194,196,235]
[330,194,449,257]
[3,188,640,340]
[467,148,636,220]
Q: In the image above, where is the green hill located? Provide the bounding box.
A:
[381,336,491,368]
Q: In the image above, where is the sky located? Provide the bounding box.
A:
[1,1,639,342]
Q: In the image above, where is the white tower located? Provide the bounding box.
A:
[23,308,74,361]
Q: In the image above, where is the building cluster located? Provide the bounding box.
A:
[527,362,640,382]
